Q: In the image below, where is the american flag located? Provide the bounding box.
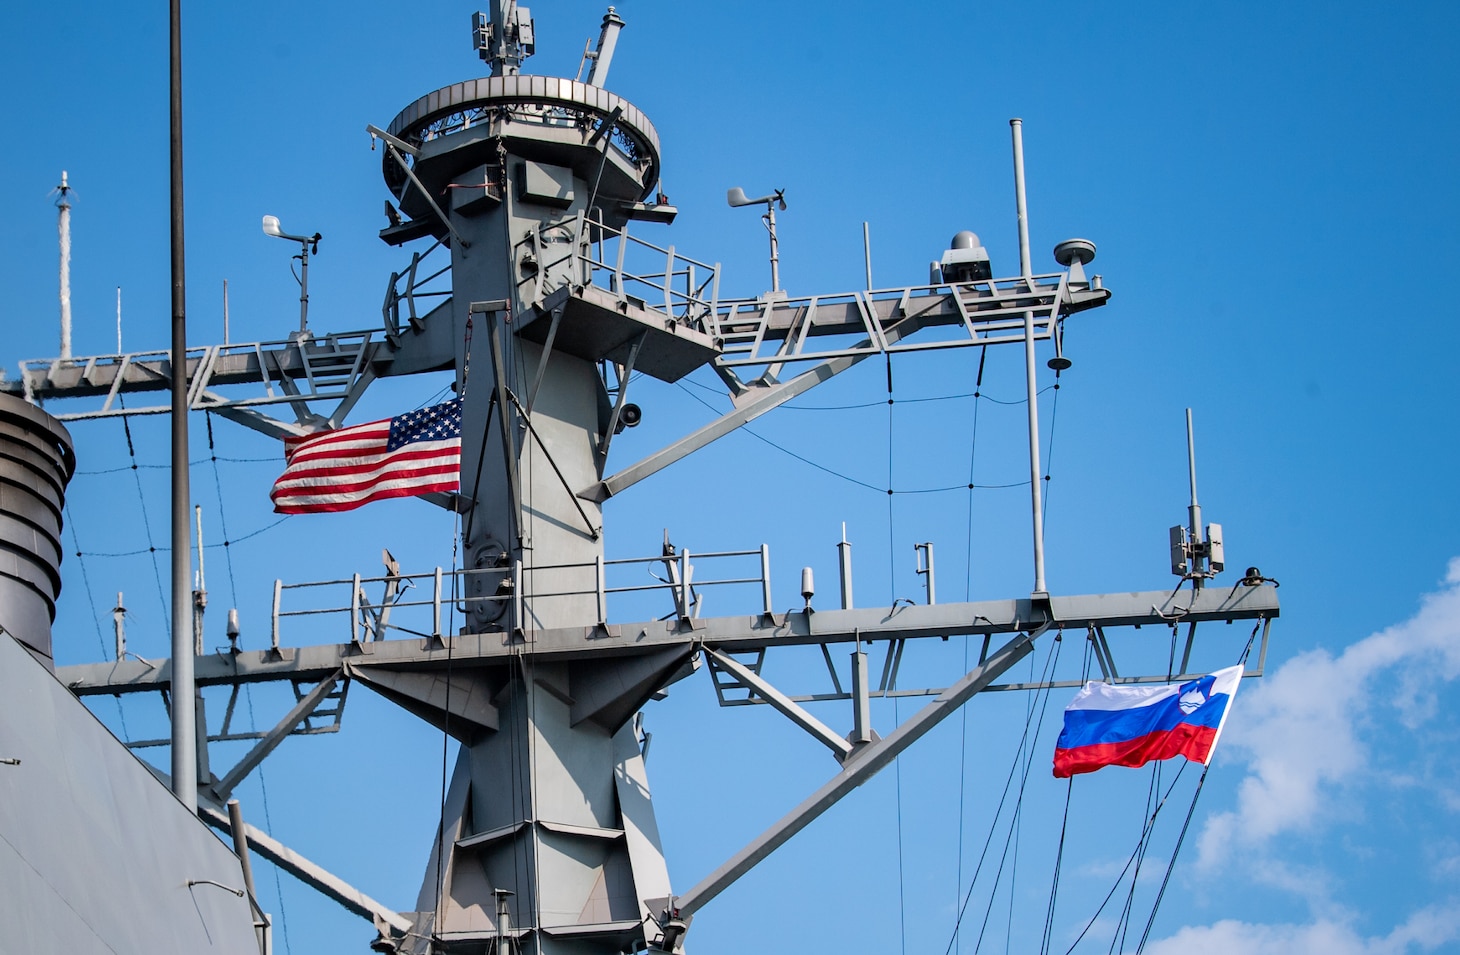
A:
[270,399,462,514]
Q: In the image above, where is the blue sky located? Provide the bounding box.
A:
[2,1,1459,953]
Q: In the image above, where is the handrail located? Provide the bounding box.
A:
[268,544,774,648]
[514,217,721,331]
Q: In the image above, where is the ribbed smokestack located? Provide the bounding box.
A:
[0,394,75,669]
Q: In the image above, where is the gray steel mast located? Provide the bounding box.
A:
[21,5,1280,954]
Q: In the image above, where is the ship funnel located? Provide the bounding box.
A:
[0,394,75,670]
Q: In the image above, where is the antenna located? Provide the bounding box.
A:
[193,504,207,655]
[473,2,535,77]
[727,186,788,296]
[51,172,73,359]
[1010,119,1046,596]
[1169,409,1224,587]
[115,286,122,354]
[862,222,873,290]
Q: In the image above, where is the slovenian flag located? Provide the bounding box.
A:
[1052,665,1243,778]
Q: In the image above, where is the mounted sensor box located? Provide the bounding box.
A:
[516,160,575,209]
[450,164,502,217]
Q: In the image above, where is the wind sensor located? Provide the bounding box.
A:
[261,215,322,335]
[727,186,788,297]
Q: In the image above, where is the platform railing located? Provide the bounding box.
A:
[18,329,380,422]
[269,543,772,649]
[515,213,721,330]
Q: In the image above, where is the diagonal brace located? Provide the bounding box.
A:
[587,303,943,503]
[200,798,411,934]
[585,351,868,502]
[670,627,1039,924]
[705,648,851,760]
[210,669,343,801]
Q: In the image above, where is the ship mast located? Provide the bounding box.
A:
[54,172,72,360]
[25,4,1280,954]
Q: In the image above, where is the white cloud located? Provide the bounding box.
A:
[1144,903,1460,955]
[1196,559,1460,870]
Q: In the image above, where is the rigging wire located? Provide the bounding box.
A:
[1040,778,1075,955]
[117,400,171,632]
[1042,378,1062,525]
[241,679,293,955]
[515,310,546,938]
[64,503,131,740]
[676,369,1052,410]
[969,634,1063,953]
[1059,762,1191,955]
[435,313,474,943]
[1127,622,1262,951]
[1039,639,1095,955]
[432,506,460,943]
[1004,655,1040,955]
[955,630,971,955]
[200,410,294,955]
[1133,769,1209,954]
[75,454,274,475]
[672,381,1031,494]
[69,513,292,557]
[204,413,239,607]
[943,632,1062,955]
[882,352,909,955]
[954,345,988,954]
[1111,764,1162,953]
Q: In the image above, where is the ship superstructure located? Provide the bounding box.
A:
[7,5,1279,954]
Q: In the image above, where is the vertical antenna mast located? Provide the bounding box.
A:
[1011,118,1047,595]
[55,172,72,359]
[1169,408,1223,589]
[1186,407,1202,547]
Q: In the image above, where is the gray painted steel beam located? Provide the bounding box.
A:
[58,585,1278,697]
[199,801,411,934]
[705,648,851,759]
[583,352,867,502]
[672,629,1037,920]
[209,671,342,801]
[583,276,1096,502]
